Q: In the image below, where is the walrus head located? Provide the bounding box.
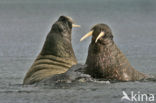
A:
[80,24,113,44]
[40,16,79,59]
[50,16,80,41]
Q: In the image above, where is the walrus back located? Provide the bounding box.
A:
[106,43,147,81]
[23,55,77,84]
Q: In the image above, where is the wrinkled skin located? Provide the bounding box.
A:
[85,24,148,81]
[23,16,77,85]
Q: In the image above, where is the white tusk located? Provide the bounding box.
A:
[95,31,105,43]
[72,24,80,27]
[80,30,93,42]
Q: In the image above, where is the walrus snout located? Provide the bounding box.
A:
[80,24,112,43]
[80,30,105,43]
[58,16,80,28]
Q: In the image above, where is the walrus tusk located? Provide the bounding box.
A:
[80,30,93,41]
[72,24,80,27]
[95,31,105,43]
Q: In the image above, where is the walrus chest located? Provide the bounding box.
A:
[91,44,118,66]
[86,43,121,78]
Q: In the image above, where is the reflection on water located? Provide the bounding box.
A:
[0,0,156,103]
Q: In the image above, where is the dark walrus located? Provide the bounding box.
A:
[23,16,80,85]
[80,24,148,81]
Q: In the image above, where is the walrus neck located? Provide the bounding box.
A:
[40,33,76,59]
[85,39,116,78]
[62,31,72,42]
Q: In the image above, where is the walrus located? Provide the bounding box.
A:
[80,24,148,81]
[23,16,80,85]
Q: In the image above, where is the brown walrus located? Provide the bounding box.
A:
[23,16,80,85]
[80,24,148,81]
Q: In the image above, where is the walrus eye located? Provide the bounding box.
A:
[80,30,93,41]
[72,24,80,27]
[95,31,105,43]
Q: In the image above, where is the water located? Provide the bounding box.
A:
[0,0,156,103]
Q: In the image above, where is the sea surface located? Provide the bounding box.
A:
[0,0,156,103]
